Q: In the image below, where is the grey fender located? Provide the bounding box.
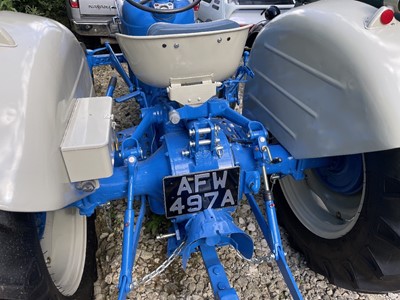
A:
[0,12,94,211]
[244,0,400,159]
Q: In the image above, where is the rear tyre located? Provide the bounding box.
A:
[275,149,400,292]
[0,207,97,299]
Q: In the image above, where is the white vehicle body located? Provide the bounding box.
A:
[196,0,295,25]
[0,12,94,211]
[244,0,400,159]
[66,0,120,40]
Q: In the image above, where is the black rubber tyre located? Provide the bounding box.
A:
[0,209,97,299]
[245,21,266,50]
[275,149,400,293]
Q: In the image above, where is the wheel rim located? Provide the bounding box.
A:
[40,207,87,296]
[280,154,365,239]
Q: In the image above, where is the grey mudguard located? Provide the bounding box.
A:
[0,12,94,211]
[244,0,400,159]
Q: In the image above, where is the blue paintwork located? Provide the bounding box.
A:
[120,0,195,36]
[76,41,332,297]
[72,7,337,299]
[180,209,253,269]
[106,76,117,97]
[219,51,254,106]
[246,193,303,300]
[315,154,363,195]
[86,46,126,74]
[118,156,147,299]
[200,244,239,299]
[35,212,46,240]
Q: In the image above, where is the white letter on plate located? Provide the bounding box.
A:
[221,189,235,207]
[213,171,227,189]
[194,173,210,193]
[177,176,193,195]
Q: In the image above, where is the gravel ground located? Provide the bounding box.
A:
[91,66,400,300]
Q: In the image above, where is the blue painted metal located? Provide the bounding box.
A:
[35,212,46,240]
[115,90,143,103]
[72,5,344,298]
[180,209,253,269]
[109,48,136,92]
[86,46,126,72]
[219,51,254,106]
[106,76,117,97]
[118,196,146,300]
[118,156,136,298]
[246,193,303,300]
[200,244,239,299]
[120,0,195,36]
[315,154,363,195]
[118,158,148,299]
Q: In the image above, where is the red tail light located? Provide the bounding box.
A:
[380,8,394,25]
[366,6,395,29]
[194,4,200,11]
[69,0,79,8]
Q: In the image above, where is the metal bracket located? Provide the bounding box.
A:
[168,75,221,106]
[200,244,239,300]
[246,193,303,300]
[118,157,147,300]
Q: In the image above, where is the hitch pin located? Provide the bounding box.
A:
[260,141,273,162]
[156,233,176,240]
[189,127,212,136]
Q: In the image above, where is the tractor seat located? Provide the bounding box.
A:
[147,19,239,36]
[116,20,251,106]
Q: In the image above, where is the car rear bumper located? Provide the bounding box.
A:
[70,19,119,37]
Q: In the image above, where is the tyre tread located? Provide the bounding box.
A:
[0,210,96,300]
[275,149,400,293]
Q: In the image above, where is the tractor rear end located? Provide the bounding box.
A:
[1,0,400,299]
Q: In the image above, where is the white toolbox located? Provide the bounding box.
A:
[61,97,114,182]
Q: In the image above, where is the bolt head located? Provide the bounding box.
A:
[82,183,95,192]
[213,266,221,275]
[217,282,226,290]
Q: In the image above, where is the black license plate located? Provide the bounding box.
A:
[163,167,240,219]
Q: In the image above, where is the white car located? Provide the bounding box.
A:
[66,0,121,46]
[196,0,295,25]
